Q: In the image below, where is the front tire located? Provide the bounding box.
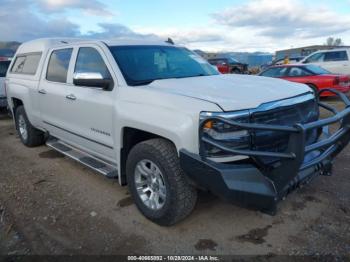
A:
[126,138,197,226]
[15,106,45,147]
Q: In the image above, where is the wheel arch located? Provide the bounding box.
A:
[12,97,24,112]
[305,83,319,94]
[10,97,24,128]
[119,127,176,185]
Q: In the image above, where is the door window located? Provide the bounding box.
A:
[324,51,348,62]
[74,47,111,79]
[46,48,73,83]
[304,53,325,63]
[260,67,288,77]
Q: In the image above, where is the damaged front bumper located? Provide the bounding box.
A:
[180,89,350,214]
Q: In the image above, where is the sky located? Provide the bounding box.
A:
[1,0,350,52]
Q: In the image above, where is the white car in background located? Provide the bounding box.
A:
[0,60,11,109]
[301,48,350,75]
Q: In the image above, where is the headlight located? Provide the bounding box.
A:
[200,110,251,157]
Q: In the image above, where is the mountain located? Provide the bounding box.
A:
[0,41,21,51]
[0,42,21,57]
[194,50,273,67]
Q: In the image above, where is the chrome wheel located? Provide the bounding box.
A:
[134,160,167,210]
[18,115,28,141]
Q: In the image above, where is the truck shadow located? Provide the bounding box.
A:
[0,108,11,120]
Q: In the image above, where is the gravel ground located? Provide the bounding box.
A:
[0,101,349,256]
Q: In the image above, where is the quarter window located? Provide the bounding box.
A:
[287,67,312,77]
[11,53,42,75]
[324,51,348,62]
[74,47,111,79]
[46,48,73,83]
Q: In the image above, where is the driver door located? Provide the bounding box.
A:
[62,45,116,161]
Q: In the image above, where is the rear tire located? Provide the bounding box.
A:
[15,106,45,147]
[126,138,197,226]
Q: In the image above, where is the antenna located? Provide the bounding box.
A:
[166,38,175,45]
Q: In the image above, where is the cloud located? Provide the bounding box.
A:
[85,23,160,40]
[213,0,350,39]
[0,0,81,41]
[1,0,350,52]
[169,31,224,44]
[0,0,150,42]
[133,26,227,50]
[36,0,114,16]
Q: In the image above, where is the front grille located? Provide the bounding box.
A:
[201,94,319,161]
[251,98,319,163]
[252,98,318,125]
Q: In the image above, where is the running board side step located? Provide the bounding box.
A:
[46,138,118,179]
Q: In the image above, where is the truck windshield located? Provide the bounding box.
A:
[109,45,219,86]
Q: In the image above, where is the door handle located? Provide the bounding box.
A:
[66,94,77,101]
[38,89,47,94]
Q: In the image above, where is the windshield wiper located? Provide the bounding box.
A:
[130,79,156,86]
[130,74,208,86]
[184,73,207,78]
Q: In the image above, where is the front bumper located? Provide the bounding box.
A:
[180,89,350,214]
[0,96,7,108]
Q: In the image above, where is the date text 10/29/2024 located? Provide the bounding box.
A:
[127,256,220,261]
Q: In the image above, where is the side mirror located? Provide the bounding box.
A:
[73,72,113,90]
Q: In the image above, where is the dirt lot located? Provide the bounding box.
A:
[0,101,349,256]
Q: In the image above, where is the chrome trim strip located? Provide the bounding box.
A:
[251,93,315,113]
[200,92,315,120]
[43,121,114,149]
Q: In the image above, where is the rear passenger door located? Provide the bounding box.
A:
[62,45,116,160]
[323,51,349,74]
[39,48,73,134]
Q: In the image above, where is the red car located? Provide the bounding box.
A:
[208,57,249,74]
[259,64,350,97]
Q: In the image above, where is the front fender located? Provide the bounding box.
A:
[115,86,221,154]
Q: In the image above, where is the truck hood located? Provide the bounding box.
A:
[147,74,311,111]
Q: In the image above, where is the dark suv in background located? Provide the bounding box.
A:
[0,60,11,109]
[208,57,248,74]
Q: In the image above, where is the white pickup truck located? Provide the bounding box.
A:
[5,38,350,225]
